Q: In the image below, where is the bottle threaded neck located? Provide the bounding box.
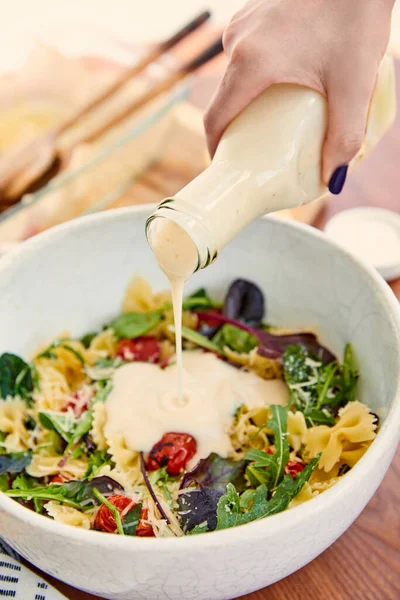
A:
[146,197,218,274]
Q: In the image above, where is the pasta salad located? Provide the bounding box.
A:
[0,278,378,537]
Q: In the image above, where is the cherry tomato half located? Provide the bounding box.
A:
[94,495,154,536]
[147,432,197,475]
[116,337,160,363]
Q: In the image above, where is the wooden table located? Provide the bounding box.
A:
[32,55,400,600]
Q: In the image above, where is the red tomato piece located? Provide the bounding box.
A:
[147,432,197,475]
[94,495,154,536]
[284,460,305,479]
[50,473,72,484]
[116,337,160,363]
[196,309,222,328]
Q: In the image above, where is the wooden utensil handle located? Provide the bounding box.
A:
[71,37,224,146]
[56,11,212,136]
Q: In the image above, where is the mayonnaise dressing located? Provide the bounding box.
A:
[151,219,199,400]
[105,350,289,461]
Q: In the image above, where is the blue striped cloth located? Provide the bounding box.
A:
[0,539,67,599]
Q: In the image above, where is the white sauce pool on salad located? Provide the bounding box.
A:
[105,350,289,462]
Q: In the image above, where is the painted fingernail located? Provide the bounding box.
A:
[328,164,348,195]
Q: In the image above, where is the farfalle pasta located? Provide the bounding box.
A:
[0,277,380,538]
[305,401,377,472]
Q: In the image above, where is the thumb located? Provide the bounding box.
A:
[322,69,377,194]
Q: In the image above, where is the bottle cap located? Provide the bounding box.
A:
[324,207,400,281]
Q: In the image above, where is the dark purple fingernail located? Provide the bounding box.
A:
[329,164,348,195]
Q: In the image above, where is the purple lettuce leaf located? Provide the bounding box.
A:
[196,311,335,364]
[223,279,265,327]
[178,487,223,532]
[180,453,247,492]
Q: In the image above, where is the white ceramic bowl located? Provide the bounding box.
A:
[0,206,399,600]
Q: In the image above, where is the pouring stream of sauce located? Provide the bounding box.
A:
[151,219,199,401]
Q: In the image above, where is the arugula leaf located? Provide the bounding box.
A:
[0,452,32,475]
[267,405,290,489]
[85,449,112,479]
[213,324,258,354]
[178,487,224,532]
[180,453,247,492]
[39,411,76,443]
[0,473,9,491]
[122,503,143,536]
[283,344,358,427]
[245,463,273,488]
[334,343,358,405]
[0,353,34,402]
[245,406,289,491]
[110,311,161,339]
[6,475,123,509]
[215,483,242,530]
[168,325,222,354]
[187,521,209,535]
[216,456,320,530]
[92,488,124,535]
[35,339,85,364]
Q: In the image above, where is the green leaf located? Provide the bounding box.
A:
[168,325,222,354]
[304,408,335,426]
[81,332,98,349]
[244,407,290,493]
[187,521,209,535]
[36,339,85,365]
[245,464,273,488]
[85,450,112,479]
[110,311,161,339]
[39,411,77,443]
[283,344,358,427]
[214,324,258,354]
[12,473,40,490]
[0,452,32,475]
[148,466,173,486]
[64,381,112,455]
[267,405,290,489]
[0,353,34,402]
[92,488,124,535]
[216,456,320,530]
[239,489,256,511]
[6,475,124,510]
[94,357,124,370]
[215,483,241,530]
[122,503,143,536]
[182,289,216,311]
[0,473,9,491]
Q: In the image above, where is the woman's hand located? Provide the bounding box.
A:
[204,0,394,193]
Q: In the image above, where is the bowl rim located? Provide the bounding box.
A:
[1,204,399,551]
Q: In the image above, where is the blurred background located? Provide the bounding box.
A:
[0,0,399,276]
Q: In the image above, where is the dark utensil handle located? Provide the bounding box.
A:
[182,37,224,73]
[160,11,212,51]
